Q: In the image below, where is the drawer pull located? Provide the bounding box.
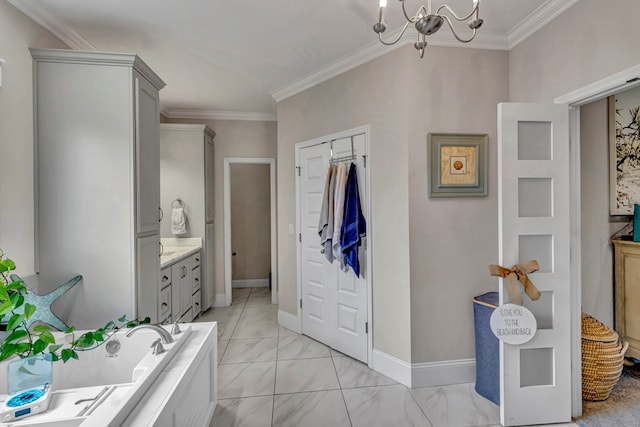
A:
[162,275,169,282]
[161,303,168,309]
[194,277,199,282]
[195,258,200,263]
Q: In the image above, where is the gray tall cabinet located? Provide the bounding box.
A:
[31,49,165,328]
[160,124,216,310]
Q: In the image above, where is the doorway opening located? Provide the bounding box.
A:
[555,63,640,417]
[223,158,277,306]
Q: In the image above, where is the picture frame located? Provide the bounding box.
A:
[609,88,640,215]
[428,133,488,197]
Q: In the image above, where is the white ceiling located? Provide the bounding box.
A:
[9,0,579,120]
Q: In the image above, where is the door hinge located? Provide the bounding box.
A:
[299,299,303,309]
[298,233,301,243]
[296,166,301,176]
[365,322,368,334]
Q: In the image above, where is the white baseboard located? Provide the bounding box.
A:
[411,358,476,388]
[278,309,301,334]
[232,279,269,288]
[372,349,412,387]
[213,293,228,307]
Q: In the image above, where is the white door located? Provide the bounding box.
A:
[298,135,368,363]
[205,223,216,309]
[136,234,160,323]
[497,103,571,426]
[135,72,161,235]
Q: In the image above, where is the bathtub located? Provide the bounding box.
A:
[0,322,217,427]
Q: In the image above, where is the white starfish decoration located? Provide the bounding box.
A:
[9,274,82,331]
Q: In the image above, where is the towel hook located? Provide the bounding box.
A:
[171,198,184,209]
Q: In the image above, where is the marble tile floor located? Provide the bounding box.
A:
[197,287,504,427]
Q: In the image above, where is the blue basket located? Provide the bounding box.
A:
[473,292,499,405]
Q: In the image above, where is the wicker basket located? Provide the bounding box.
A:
[581,312,629,401]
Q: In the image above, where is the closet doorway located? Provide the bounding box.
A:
[295,127,372,364]
[223,158,277,306]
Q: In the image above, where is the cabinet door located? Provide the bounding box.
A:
[182,261,193,315]
[205,223,215,309]
[205,134,215,223]
[135,72,161,235]
[137,235,160,323]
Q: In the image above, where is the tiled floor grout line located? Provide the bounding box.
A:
[407,387,435,427]
[330,351,354,426]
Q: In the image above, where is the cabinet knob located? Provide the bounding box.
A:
[162,275,169,282]
[195,258,200,263]
[194,277,199,282]
[161,303,168,309]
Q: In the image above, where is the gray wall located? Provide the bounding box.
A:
[510,0,640,103]
[231,164,271,281]
[509,0,640,328]
[277,47,413,362]
[408,47,509,362]
[276,45,509,363]
[163,118,277,295]
[0,2,68,277]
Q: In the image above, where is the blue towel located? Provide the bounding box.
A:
[340,163,366,277]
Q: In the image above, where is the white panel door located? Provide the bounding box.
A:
[498,103,571,426]
[205,223,216,309]
[332,136,368,362]
[205,134,215,223]
[137,234,160,323]
[299,135,368,363]
[300,143,333,346]
[135,73,161,235]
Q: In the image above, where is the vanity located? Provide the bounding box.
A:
[612,238,640,359]
[160,238,203,324]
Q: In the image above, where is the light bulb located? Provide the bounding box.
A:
[380,0,387,8]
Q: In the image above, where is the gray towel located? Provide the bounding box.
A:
[318,164,336,262]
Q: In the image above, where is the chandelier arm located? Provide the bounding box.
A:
[400,0,418,23]
[378,21,412,46]
[440,14,477,43]
[436,3,478,22]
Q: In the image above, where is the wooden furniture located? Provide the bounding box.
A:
[31,48,165,328]
[160,124,216,310]
[612,238,640,359]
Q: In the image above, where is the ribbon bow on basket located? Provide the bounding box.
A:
[489,260,541,306]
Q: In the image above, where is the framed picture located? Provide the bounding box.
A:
[428,133,488,197]
[610,87,640,215]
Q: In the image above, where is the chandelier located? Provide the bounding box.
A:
[373,0,483,58]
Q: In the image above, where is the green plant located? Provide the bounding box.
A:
[0,249,149,362]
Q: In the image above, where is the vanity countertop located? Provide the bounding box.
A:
[160,237,202,268]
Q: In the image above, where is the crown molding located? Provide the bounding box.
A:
[162,109,277,122]
[8,0,96,51]
[507,0,583,49]
[272,28,507,103]
[554,63,640,106]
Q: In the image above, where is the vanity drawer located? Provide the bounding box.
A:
[159,285,172,320]
[192,289,202,317]
[160,267,172,290]
[192,266,201,292]
[191,252,201,269]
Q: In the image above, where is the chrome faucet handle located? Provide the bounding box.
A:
[170,317,182,335]
[150,338,165,355]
